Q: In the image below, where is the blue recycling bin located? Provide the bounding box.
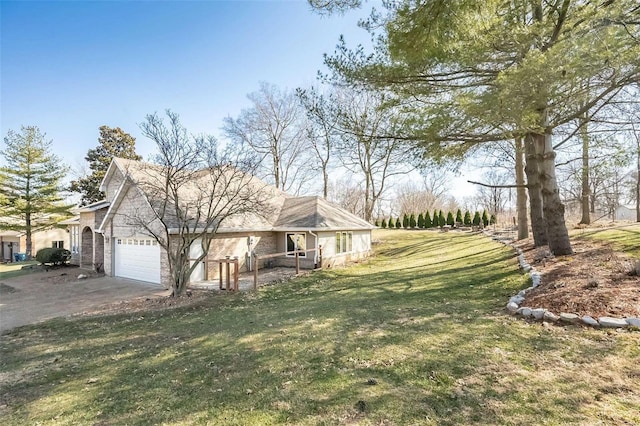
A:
[14,253,26,262]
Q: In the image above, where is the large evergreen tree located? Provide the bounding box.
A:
[70,126,142,206]
[314,0,640,255]
[0,126,73,259]
[417,212,424,228]
[455,209,463,225]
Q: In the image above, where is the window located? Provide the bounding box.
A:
[336,231,353,254]
[70,226,79,253]
[286,233,306,257]
[52,241,64,249]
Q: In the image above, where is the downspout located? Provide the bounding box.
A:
[308,230,319,268]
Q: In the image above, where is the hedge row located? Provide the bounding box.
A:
[375,209,497,229]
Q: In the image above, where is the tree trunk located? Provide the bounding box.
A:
[25,212,32,260]
[524,134,548,246]
[323,168,329,199]
[636,136,640,222]
[515,137,529,240]
[537,130,572,255]
[579,116,591,224]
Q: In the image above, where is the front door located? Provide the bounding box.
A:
[189,238,205,282]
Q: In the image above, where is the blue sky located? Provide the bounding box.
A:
[1,0,371,174]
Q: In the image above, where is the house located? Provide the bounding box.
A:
[615,204,638,221]
[72,158,374,288]
[0,227,69,262]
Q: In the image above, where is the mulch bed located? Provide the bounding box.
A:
[516,238,640,318]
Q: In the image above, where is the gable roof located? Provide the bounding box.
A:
[99,158,373,234]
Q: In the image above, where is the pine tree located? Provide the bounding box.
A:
[0,126,74,259]
[424,211,432,228]
[490,214,497,225]
[438,210,445,228]
[464,211,472,226]
[388,217,395,228]
[417,213,424,228]
[381,218,387,228]
[402,213,409,229]
[473,211,481,226]
[433,210,439,227]
[409,213,416,228]
[446,211,455,226]
[70,126,142,206]
[455,209,463,225]
[395,216,402,229]
[375,219,380,227]
[482,210,489,227]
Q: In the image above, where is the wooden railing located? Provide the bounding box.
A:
[253,246,322,290]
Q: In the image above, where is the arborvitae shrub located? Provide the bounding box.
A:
[409,213,416,228]
[396,217,402,228]
[417,213,424,228]
[438,210,446,227]
[388,217,395,228]
[403,213,409,229]
[473,211,481,226]
[375,219,380,227]
[446,211,455,226]
[482,210,489,227]
[464,211,472,226]
[424,211,432,228]
[490,214,497,225]
[456,209,463,224]
[381,218,387,228]
[433,210,439,227]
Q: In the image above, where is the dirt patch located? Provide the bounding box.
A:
[72,291,210,318]
[516,238,640,318]
[0,265,103,286]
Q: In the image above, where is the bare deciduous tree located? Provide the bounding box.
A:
[123,110,275,297]
[333,90,412,222]
[223,82,312,195]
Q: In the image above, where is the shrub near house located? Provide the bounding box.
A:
[36,247,71,265]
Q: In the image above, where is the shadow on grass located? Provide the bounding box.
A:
[1,231,638,425]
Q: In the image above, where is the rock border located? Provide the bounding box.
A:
[488,232,639,330]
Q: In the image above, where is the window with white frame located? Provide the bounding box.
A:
[286,233,306,257]
[336,231,353,254]
[52,241,64,249]
[70,225,79,253]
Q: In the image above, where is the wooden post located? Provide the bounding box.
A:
[219,262,223,290]
[295,251,300,275]
[319,246,323,269]
[253,255,259,290]
[233,258,239,291]
[226,261,230,291]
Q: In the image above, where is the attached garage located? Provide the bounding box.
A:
[114,237,161,284]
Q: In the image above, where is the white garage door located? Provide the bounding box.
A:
[114,237,161,284]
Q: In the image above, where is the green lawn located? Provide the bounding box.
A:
[573,223,640,257]
[1,230,638,425]
[0,261,40,280]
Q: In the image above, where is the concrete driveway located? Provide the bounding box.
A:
[0,272,166,333]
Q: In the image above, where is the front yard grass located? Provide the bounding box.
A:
[0,261,40,280]
[1,229,638,425]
